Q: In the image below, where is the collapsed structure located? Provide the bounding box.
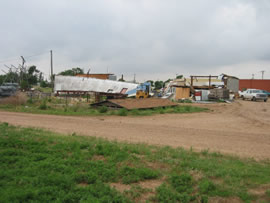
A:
[163,74,239,101]
[53,72,239,109]
[91,98,177,110]
[54,75,138,102]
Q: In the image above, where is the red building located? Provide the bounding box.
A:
[239,79,270,91]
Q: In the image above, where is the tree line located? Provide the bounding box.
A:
[0,66,183,90]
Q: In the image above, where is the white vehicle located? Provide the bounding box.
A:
[239,90,246,98]
[241,89,268,102]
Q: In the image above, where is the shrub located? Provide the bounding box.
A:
[118,108,127,116]
[199,179,216,195]
[119,166,159,184]
[72,104,80,112]
[98,106,108,113]
[266,190,270,197]
[169,173,193,193]
[27,98,33,104]
[156,184,192,203]
[39,100,47,110]
[178,99,192,103]
[156,184,179,202]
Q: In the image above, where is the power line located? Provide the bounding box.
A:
[0,51,49,64]
[0,57,20,64]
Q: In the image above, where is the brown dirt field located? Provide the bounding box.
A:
[0,100,270,160]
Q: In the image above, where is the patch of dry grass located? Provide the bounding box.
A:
[0,92,27,106]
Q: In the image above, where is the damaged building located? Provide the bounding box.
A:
[54,75,138,102]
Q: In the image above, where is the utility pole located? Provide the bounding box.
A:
[252,74,254,79]
[50,50,54,88]
[21,56,25,68]
[260,70,265,80]
[20,56,26,85]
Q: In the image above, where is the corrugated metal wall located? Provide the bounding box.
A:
[239,80,270,91]
[227,78,239,93]
[54,76,138,94]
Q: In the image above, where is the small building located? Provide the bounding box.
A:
[220,74,239,93]
[239,79,270,92]
[174,86,191,100]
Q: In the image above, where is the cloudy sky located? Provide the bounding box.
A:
[0,0,270,82]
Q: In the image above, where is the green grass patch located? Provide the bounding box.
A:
[1,123,270,202]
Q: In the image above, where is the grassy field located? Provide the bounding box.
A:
[0,97,207,117]
[1,123,270,202]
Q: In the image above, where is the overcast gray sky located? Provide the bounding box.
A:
[0,0,270,81]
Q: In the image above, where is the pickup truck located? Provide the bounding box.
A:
[240,89,268,102]
[262,90,270,97]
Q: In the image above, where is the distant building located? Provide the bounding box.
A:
[239,79,270,91]
[76,73,117,80]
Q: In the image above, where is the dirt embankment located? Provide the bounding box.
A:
[0,100,270,160]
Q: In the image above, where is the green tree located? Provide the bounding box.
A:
[0,72,19,85]
[154,81,164,90]
[176,75,183,79]
[58,67,84,76]
[147,80,154,87]
[164,79,172,84]
[26,66,39,86]
[40,80,50,88]
[0,65,45,90]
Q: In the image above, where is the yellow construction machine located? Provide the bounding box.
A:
[136,82,151,99]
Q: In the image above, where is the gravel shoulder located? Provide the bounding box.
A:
[0,100,270,160]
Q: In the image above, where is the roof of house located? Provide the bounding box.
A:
[91,98,177,110]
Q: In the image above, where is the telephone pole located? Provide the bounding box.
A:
[260,70,265,80]
[50,50,54,88]
[20,56,26,84]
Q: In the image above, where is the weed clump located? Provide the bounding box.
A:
[266,190,270,197]
[98,106,108,113]
[119,166,159,184]
[72,104,80,112]
[199,179,216,195]
[39,100,47,110]
[169,173,193,193]
[118,108,127,116]
[27,98,33,104]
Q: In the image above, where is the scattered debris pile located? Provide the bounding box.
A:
[91,98,177,110]
[208,88,230,100]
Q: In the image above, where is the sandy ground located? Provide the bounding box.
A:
[0,100,270,160]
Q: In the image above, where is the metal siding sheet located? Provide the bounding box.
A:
[54,76,138,94]
[239,80,270,92]
[227,78,239,93]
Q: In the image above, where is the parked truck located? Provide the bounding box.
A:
[0,83,19,98]
[240,89,268,102]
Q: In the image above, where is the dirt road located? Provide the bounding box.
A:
[0,100,270,160]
